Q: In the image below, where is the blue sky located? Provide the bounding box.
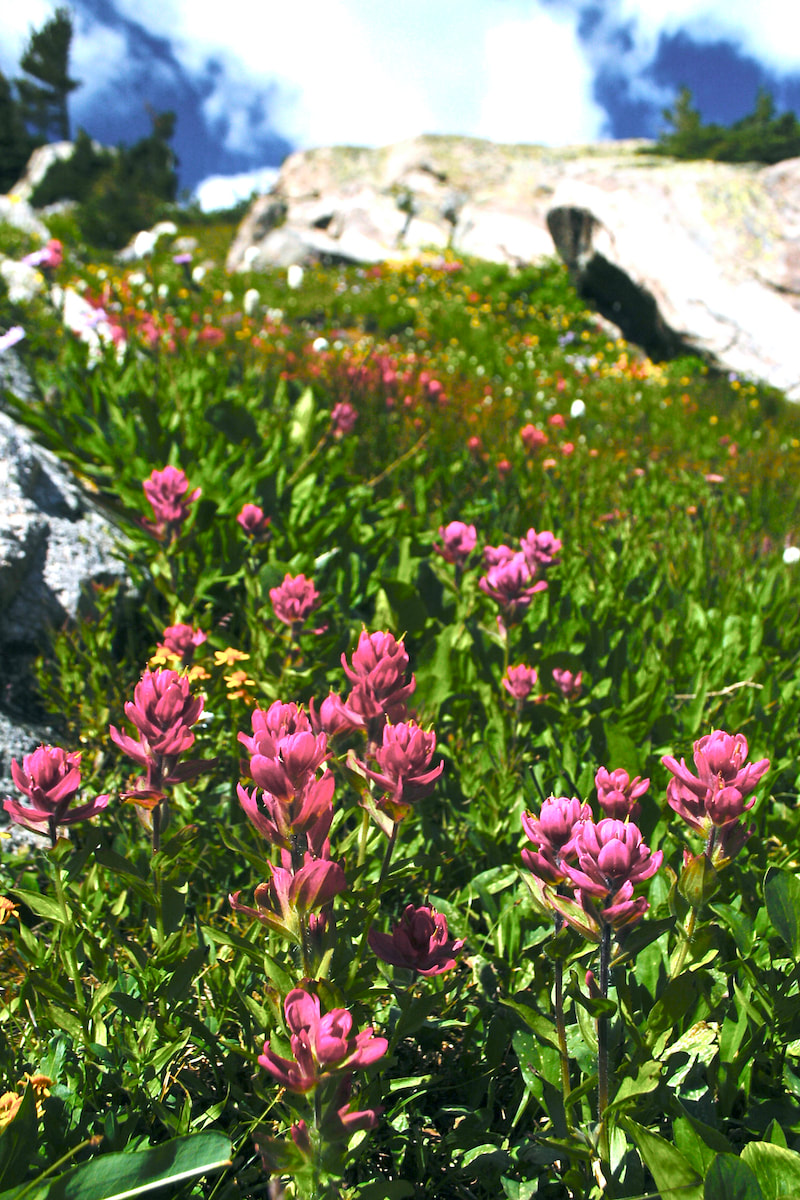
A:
[3,0,800,209]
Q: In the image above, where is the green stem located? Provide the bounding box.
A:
[669,905,698,981]
[554,955,572,1122]
[597,921,612,1168]
[51,863,88,1033]
[347,823,399,988]
[357,809,371,868]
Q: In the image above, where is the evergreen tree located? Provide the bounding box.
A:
[16,7,81,143]
[650,84,800,164]
[0,69,32,192]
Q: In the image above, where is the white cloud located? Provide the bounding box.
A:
[477,9,608,145]
[193,167,280,212]
[608,0,800,73]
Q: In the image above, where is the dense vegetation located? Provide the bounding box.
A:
[650,85,800,164]
[1,209,800,1200]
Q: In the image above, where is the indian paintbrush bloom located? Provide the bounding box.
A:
[142,466,201,540]
[595,767,650,822]
[434,521,477,567]
[269,573,320,634]
[521,795,591,885]
[341,630,416,741]
[662,730,769,863]
[552,668,583,700]
[520,528,562,570]
[109,669,213,847]
[236,503,271,539]
[358,720,443,822]
[258,988,387,1093]
[238,700,311,758]
[5,745,109,845]
[158,623,207,664]
[479,552,547,618]
[520,423,548,451]
[369,903,464,975]
[559,818,663,933]
[230,855,346,940]
[502,664,538,701]
[331,401,358,436]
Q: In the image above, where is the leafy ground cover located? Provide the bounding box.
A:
[1,215,800,1199]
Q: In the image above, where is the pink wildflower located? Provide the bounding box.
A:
[236,503,270,539]
[142,466,200,541]
[5,745,109,846]
[258,989,387,1093]
[269,573,320,634]
[502,664,538,702]
[595,767,649,822]
[369,904,464,975]
[434,521,477,567]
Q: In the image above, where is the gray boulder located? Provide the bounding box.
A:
[0,360,128,815]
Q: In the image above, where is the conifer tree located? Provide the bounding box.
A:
[0,68,32,192]
[15,7,81,143]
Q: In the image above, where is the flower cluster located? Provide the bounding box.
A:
[313,630,416,747]
[479,526,561,624]
[434,521,477,568]
[269,573,321,636]
[259,989,387,1094]
[369,904,463,975]
[237,502,271,540]
[522,792,662,940]
[157,623,207,665]
[4,745,109,847]
[110,668,213,846]
[595,768,649,822]
[235,701,344,941]
[355,720,443,825]
[142,466,200,541]
[662,729,769,867]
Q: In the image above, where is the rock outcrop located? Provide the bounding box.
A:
[0,356,128,811]
[228,134,800,399]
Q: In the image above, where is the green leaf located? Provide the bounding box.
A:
[618,1116,703,1200]
[288,386,315,450]
[356,1182,414,1200]
[764,869,800,959]
[0,1086,38,1189]
[9,889,66,926]
[704,1154,764,1200]
[741,1142,800,1200]
[0,1132,231,1200]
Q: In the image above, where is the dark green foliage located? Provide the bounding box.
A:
[72,109,179,249]
[15,6,80,143]
[28,127,114,208]
[0,69,33,192]
[651,84,800,164]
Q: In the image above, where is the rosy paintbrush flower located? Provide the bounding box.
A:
[269,573,320,634]
[662,730,768,867]
[479,552,547,618]
[331,401,358,436]
[552,668,582,700]
[521,795,591,885]
[520,423,548,451]
[142,466,200,540]
[5,745,109,846]
[358,720,443,821]
[369,904,464,975]
[230,855,346,939]
[434,521,477,567]
[158,623,207,664]
[236,503,270,539]
[520,528,562,570]
[341,630,416,740]
[595,767,649,822]
[258,988,387,1093]
[502,663,538,702]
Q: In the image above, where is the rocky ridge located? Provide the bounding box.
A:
[228,134,800,399]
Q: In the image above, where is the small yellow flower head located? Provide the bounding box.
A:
[0,897,19,925]
[214,648,250,668]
